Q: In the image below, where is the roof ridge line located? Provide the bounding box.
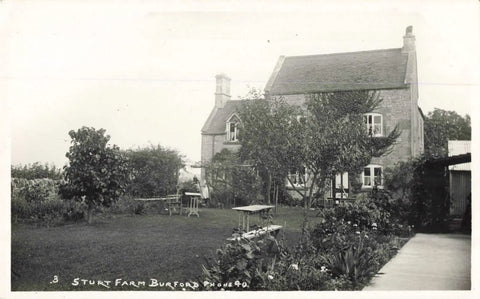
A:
[284,48,402,59]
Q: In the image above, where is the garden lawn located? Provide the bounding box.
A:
[11,206,318,291]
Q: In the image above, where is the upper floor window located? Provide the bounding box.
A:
[226,114,240,142]
[363,113,383,137]
[362,164,383,188]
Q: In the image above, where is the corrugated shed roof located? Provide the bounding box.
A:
[201,100,245,134]
[448,140,471,171]
[266,48,409,95]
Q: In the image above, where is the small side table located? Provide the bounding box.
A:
[185,192,201,217]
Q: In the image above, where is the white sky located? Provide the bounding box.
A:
[1,0,479,168]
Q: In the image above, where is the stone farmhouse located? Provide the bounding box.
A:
[201,26,424,199]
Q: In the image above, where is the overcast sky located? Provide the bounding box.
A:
[1,0,478,170]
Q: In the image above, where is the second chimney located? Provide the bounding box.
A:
[401,25,416,53]
[215,73,231,108]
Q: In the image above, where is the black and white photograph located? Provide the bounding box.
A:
[0,0,478,297]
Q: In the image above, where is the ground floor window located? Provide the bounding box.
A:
[329,172,349,198]
[362,165,383,188]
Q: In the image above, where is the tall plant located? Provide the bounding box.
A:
[60,127,131,223]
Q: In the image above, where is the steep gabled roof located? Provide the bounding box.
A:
[201,100,245,135]
[265,48,409,95]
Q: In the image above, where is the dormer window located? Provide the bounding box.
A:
[226,114,240,142]
[363,113,383,137]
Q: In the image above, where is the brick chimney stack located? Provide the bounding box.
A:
[401,25,416,53]
[215,73,231,108]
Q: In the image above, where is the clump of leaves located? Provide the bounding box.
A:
[323,234,376,286]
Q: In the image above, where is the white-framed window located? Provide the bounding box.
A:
[226,114,240,142]
[287,166,307,188]
[363,113,383,137]
[362,165,383,188]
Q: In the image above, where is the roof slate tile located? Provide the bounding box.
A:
[267,48,409,95]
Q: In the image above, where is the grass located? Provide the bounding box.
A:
[11,206,320,291]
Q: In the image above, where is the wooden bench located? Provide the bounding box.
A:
[135,194,182,216]
[227,225,283,241]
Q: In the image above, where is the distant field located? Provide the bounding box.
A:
[11,206,320,291]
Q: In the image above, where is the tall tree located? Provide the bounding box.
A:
[292,91,400,208]
[238,90,400,209]
[60,127,131,223]
[424,108,471,158]
[237,97,300,204]
[125,145,185,197]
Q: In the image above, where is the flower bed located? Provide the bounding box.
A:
[201,190,413,291]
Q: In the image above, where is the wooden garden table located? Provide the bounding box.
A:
[232,205,275,232]
[184,192,201,217]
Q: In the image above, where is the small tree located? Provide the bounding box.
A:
[60,127,131,223]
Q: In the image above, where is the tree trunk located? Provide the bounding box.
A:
[266,170,272,204]
[306,173,318,210]
[274,182,279,214]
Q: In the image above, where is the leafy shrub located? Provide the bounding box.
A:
[134,202,145,215]
[62,200,87,222]
[11,178,70,226]
[384,156,450,231]
[313,190,413,237]
[260,252,337,290]
[201,234,284,290]
[322,234,376,284]
[11,196,65,226]
[12,178,60,203]
[108,196,146,214]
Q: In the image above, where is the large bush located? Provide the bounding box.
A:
[313,190,412,237]
[384,156,449,231]
[125,145,185,197]
[11,178,85,225]
[201,234,283,290]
